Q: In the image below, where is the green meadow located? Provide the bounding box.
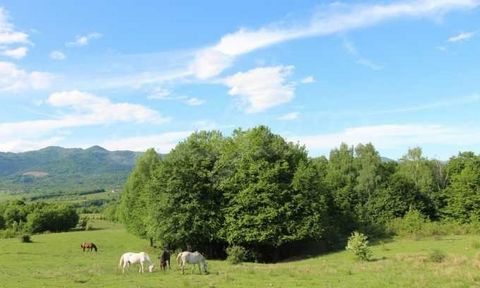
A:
[1,220,480,288]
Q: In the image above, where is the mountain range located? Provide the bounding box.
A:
[0,146,140,194]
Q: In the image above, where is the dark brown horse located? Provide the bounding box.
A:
[81,242,98,252]
[158,249,171,271]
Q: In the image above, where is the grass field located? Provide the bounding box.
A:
[1,220,480,287]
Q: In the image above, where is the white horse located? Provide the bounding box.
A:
[176,251,208,274]
[118,252,154,274]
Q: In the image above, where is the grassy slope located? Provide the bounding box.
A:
[1,221,480,288]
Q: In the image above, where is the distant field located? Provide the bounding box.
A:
[1,220,480,287]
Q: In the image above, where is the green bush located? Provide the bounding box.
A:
[346,231,372,261]
[428,249,446,263]
[226,246,247,264]
[85,222,93,231]
[387,209,428,238]
[20,234,32,243]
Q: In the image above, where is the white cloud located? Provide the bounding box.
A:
[300,76,315,84]
[290,124,480,152]
[448,31,475,42]
[0,8,29,60]
[49,50,66,60]
[190,0,479,79]
[223,65,294,113]
[47,90,169,124]
[0,8,29,45]
[2,46,27,59]
[68,0,479,89]
[278,112,300,121]
[100,131,191,153]
[66,32,102,47]
[0,136,64,153]
[0,90,170,152]
[0,61,54,92]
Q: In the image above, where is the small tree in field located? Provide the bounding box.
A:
[346,231,372,261]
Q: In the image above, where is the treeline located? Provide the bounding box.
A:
[118,126,480,261]
[0,200,79,237]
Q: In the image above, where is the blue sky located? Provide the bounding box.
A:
[0,0,479,159]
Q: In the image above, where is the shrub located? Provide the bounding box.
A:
[428,249,446,263]
[85,222,93,231]
[387,208,428,238]
[20,234,32,243]
[346,231,372,261]
[226,246,247,264]
[77,217,88,230]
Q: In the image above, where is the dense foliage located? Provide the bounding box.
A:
[119,125,480,261]
[0,200,79,236]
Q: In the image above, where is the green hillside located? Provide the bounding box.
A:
[0,146,140,194]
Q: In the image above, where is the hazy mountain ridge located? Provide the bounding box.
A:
[0,146,141,194]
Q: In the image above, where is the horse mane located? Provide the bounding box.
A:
[92,243,97,251]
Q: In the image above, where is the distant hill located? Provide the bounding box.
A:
[0,146,141,194]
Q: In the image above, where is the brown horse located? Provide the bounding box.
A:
[81,242,98,252]
[158,249,171,271]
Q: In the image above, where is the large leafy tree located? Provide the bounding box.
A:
[119,148,160,238]
[325,143,356,212]
[147,131,226,255]
[353,143,382,224]
[217,126,327,260]
[442,152,480,222]
[396,147,437,218]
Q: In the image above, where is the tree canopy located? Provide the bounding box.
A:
[118,125,480,261]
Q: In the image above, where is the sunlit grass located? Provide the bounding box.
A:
[1,220,480,287]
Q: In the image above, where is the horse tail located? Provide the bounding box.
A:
[176,252,182,266]
[118,255,124,268]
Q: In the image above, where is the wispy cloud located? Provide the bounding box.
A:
[183,97,205,106]
[66,32,102,47]
[100,131,192,153]
[290,123,480,153]
[49,50,66,60]
[0,7,29,45]
[147,87,171,99]
[74,0,479,91]
[370,94,480,115]
[278,112,300,121]
[0,61,54,92]
[300,76,315,84]
[223,65,295,113]
[147,87,205,106]
[448,31,475,42]
[0,7,30,59]
[190,0,478,79]
[343,39,382,70]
